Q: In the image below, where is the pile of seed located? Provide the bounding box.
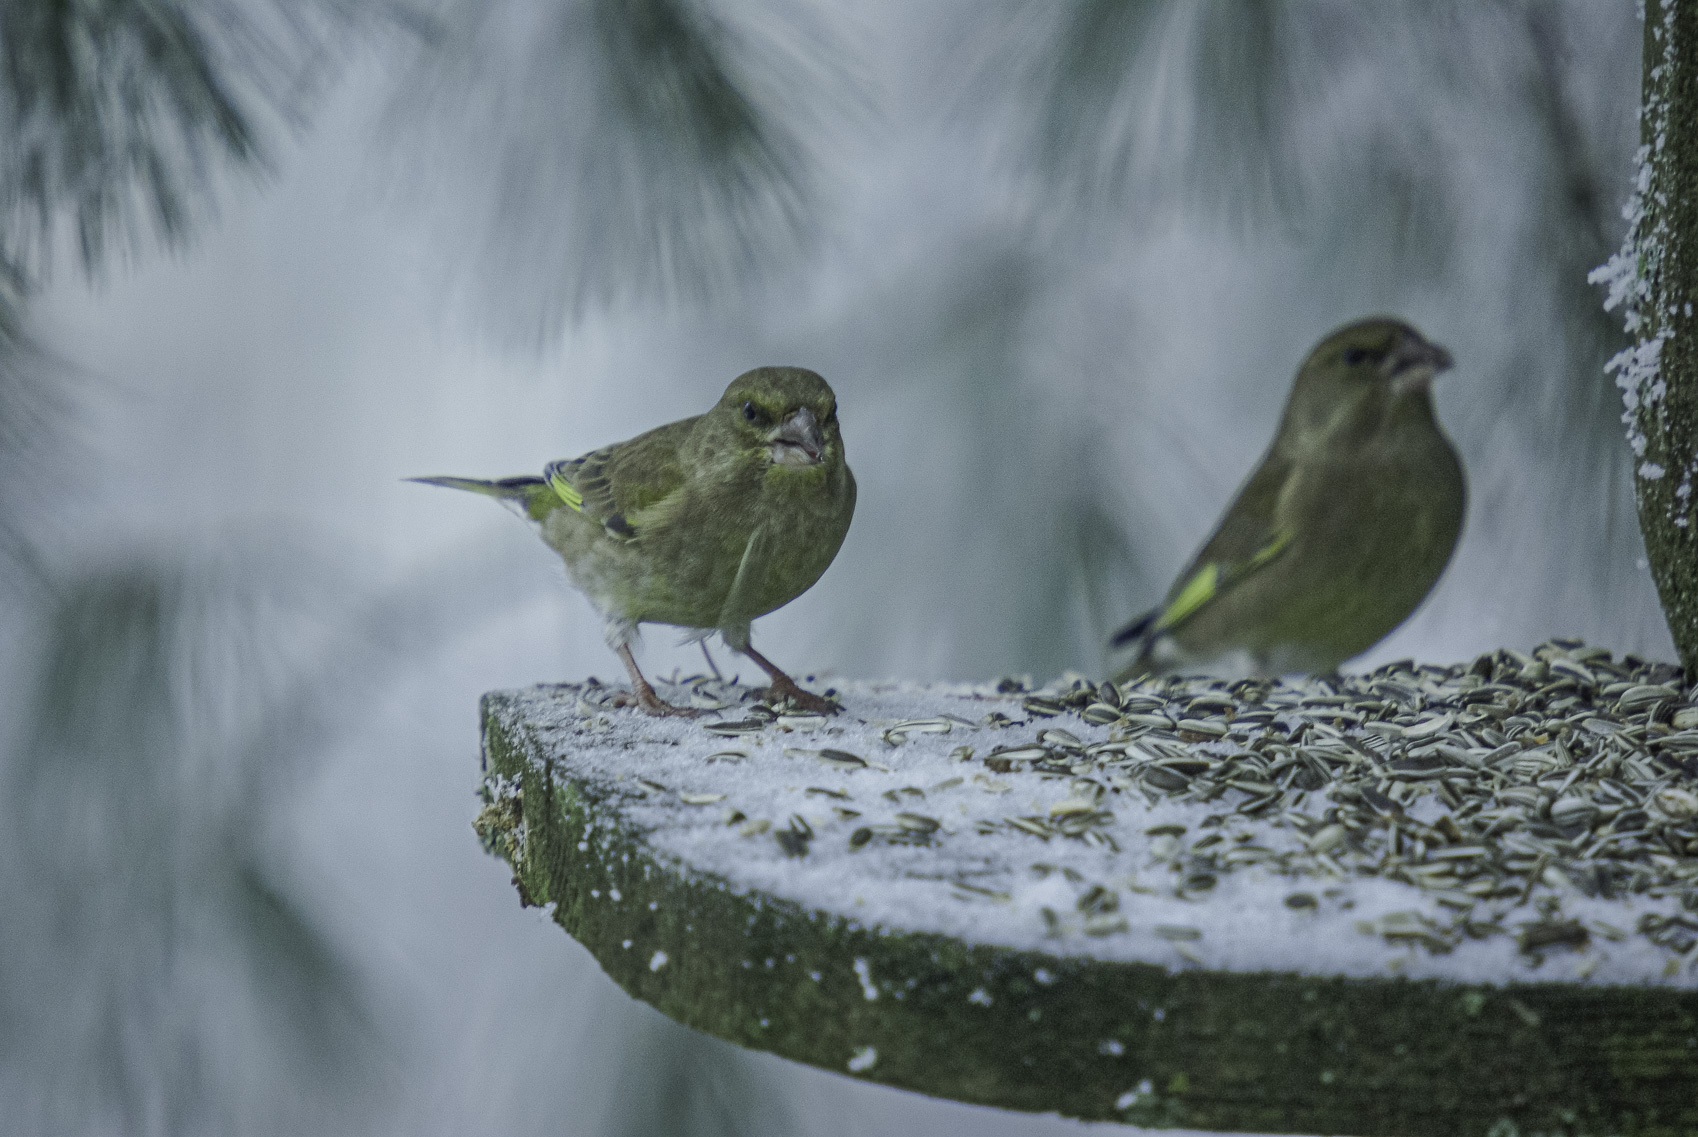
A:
[973,639,1698,966]
[522,640,1698,977]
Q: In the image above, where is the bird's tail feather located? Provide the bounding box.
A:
[1108,607,1159,683]
[408,475,556,522]
[408,474,540,498]
[1109,608,1157,650]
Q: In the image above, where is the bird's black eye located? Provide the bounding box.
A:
[742,401,766,424]
[1343,347,1372,367]
[824,404,837,425]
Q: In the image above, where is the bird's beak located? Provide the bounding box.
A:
[770,406,824,467]
[1389,335,1454,396]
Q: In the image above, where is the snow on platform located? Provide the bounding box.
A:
[475,644,1698,1134]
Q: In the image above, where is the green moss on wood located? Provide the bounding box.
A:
[479,691,1698,1136]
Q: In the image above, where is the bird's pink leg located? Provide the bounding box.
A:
[612,643,704,717]
[739,643,840,715]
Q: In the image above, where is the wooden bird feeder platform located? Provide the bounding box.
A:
[476,648,1698,1135]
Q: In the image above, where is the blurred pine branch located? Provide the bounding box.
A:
[0,0,373,284]
[383,0,835,343]
[0,552,388,1136]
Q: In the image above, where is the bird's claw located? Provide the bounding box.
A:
[759,677,841,716]
[612,686,706,718]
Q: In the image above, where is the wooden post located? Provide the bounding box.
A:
[1600,0,1698,675]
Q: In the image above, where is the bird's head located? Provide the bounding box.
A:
[715,366,843,470]
[1281,318,1453,451]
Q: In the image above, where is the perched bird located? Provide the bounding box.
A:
[415,366,855,716]
[1111,318,1465,680]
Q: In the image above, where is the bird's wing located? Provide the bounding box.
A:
[543,418,696,541]
[713,524,776,643]
[1148,452,1297,636]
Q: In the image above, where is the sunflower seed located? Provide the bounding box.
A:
[705,719,767,736]
[1142,767,1192,793]
[704,750,748,762]
[890,717,954,735]
[987,745,1051,763]
[1548,658,1595,685]
[1404,713,1456,740]
[1618,684,1677,712]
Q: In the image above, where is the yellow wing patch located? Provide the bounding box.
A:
[1156,564,1218,632]
[547,467,584,512]
[1155,528,1293,633]
[1245,528,1292,570]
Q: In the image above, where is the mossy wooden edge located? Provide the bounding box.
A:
[478,690,1698,1136]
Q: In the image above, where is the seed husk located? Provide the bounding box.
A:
[895,812,941,833]
[1006,816,1053,839]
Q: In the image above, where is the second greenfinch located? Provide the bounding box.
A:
[1112,318,1465,680]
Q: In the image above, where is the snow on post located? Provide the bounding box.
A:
[1592,0,1698,675]
[476,655,1698,1135]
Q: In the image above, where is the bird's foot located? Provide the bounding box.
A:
[757,675,841,716]
[612,684,706,718]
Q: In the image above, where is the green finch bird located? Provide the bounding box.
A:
[1110,318,1465,681]
[415,366,855,716]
